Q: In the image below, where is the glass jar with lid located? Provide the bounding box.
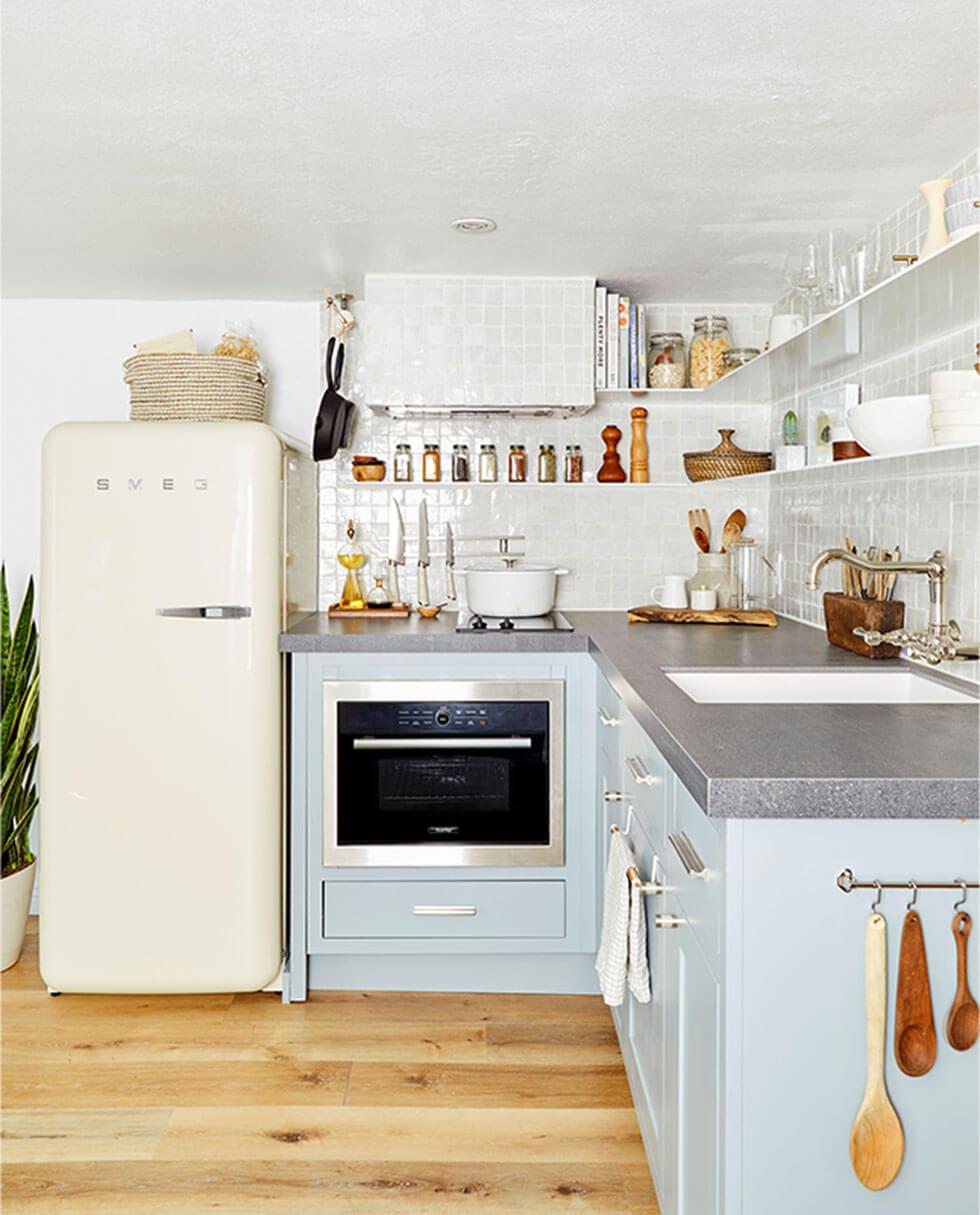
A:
[422,443,441,482]
[648,332,688,388]
[452,443,470,482]
[564,444,583,482]
[478,444,498,482]
[688,316,730,388]
[508,444,527,482]
[724,347,760,372]
[393,443,413,482]
[537,444,557,482]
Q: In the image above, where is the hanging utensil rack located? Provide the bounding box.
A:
[837,868,978,894]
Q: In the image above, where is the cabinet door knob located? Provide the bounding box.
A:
[603,790,624,802]
[654,914,684,929]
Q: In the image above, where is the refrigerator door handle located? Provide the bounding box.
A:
[156,605,252,619]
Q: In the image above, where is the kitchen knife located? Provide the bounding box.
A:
[387,498,406,606]
[417,498,431,606]
[445,522,457,603]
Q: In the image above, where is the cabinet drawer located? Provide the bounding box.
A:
[323,880,566,940]
[667,780,724,964]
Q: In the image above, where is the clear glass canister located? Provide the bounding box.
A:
[730,538,777,609]
[648,332,687,388]
[689,316,730,388]
[724,347,760,372]
[688,552,735,609]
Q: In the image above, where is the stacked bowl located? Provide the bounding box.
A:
[930,370,980,446]
[944,175,980,241]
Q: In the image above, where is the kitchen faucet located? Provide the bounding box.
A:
[806,548,976,664]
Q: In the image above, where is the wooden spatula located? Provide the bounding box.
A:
[894,908,936,1076]
[850,912,904,1190]
[946,911,979,1051]
[720,509,746,553]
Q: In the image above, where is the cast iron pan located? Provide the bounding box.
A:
[313,337,355,460]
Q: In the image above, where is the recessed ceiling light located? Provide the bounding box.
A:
[451,216,497,234]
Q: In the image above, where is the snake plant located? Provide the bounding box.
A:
[2,566,39,878]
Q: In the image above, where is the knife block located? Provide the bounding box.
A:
[823,593,905,659]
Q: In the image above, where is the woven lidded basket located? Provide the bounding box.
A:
[123,354,267,422]
[683,428,772,482]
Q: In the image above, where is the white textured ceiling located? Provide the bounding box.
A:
[2,1,977,301]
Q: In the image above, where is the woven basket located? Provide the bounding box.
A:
[123,354,267,422]
[683,428,772,482]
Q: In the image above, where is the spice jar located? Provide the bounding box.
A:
[478,444,498,482]
[537,444,557,482]
[689,316,730,387]
[724,347,760,372]
[648,332,687,388]
[452,443,470,482]
[393,443,413,482]
[564,444,583,482]
[508,444,527,482]
[422,443,441,482]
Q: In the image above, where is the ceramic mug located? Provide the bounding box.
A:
[690,587,717,612]
[651,575,688,609]
[768,313,805,347]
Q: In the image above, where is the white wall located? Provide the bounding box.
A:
[1,299,320,601]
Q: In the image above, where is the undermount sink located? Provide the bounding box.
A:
[665,668,978,705]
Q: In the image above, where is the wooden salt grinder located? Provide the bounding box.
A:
[597,424,627,483]
[630,407,649,483]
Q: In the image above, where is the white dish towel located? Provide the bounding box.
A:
[595,829,651,1006]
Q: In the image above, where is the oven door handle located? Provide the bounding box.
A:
[351,737,533,751]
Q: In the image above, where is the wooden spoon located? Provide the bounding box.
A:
[693,508,710,549]
[692,526,711,554]
[894,908,936,1076]
[850,912,904,1191]
[946,911,979,1051]
[720,509,746,553]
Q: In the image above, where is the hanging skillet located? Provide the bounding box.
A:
[313,336,356,461]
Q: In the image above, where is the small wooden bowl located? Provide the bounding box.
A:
[416,604,443,619]
[352,461,386,482]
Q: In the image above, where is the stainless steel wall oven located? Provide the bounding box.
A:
[323,680,564,866]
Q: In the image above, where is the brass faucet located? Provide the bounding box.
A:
[806,548,976,664]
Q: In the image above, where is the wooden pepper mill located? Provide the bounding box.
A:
[597,424,627,483]
[630,407,649,483]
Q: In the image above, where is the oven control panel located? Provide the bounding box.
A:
[338,700,548,735]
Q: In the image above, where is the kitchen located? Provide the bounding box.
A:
[2,3,979,1213]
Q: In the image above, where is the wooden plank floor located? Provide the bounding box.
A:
[2,921,660,1213]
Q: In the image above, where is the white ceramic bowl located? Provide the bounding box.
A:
[945,174,980,205]
[930,370,980,394]
[944,199,980,239]
[846,395,933,456]
[933,424,980,445]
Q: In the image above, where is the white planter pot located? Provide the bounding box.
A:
[2,860,36,971]
[461,563,569,618]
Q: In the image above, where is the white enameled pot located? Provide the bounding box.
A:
[460,561,569,618]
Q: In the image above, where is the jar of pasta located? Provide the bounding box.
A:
[688,316,730,388]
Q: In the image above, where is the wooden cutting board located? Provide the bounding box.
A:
[627,605,778,627]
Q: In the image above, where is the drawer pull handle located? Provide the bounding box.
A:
[604,790,624,802]
[626,755,659,786]
[598,708,620,727]
[354,737,532,751]
[412,905,477,916]
[654,914,685,929]
[669,832,707,879]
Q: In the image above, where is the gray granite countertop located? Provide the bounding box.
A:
[281,611,979,819]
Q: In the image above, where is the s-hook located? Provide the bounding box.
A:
[954,880,969,912]
[906,882,918,911]
[871,881,884,915]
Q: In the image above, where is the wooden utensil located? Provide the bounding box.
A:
[850,912,904,1191]
[720,509,746,553]
[894,907,936,1076]
[692,526,711,553]
[692,508,711,549]
[945,911,979,1051]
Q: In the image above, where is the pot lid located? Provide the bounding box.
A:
[464,560,563,574]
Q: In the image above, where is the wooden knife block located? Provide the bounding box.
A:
[823,593,905,659]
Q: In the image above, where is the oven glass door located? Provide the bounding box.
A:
[336,700,551,849]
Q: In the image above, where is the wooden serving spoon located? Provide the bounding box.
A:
[692,526,711,553]
[720,509,746,553]
[946,911,979,1051]
[850,912,904,1191]
[894,908,936,1076]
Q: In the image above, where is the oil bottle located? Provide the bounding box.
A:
[337,519,367,610]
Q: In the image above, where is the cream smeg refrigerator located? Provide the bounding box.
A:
[39,422,316,993]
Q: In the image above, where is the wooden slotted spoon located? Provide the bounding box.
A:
[850,912,904,1191]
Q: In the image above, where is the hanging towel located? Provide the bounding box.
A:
[595,830,651,1006]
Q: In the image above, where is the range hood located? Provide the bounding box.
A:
[364,273,596,419]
